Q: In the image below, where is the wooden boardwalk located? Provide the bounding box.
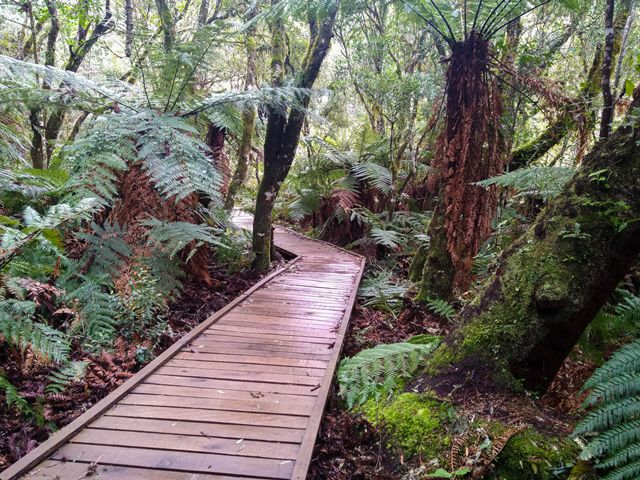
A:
[1,213,365,480]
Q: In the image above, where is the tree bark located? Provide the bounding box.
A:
[251,1,338,272]
[155,0,176,52]
[125,0,134,57]
[431,87,640,392]
[205,124,230,198]
[599,0,615,139]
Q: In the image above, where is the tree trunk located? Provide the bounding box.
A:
[599,0,615,139]
[430,87,640,393]
[205,124,230,198]
[252,1,338,272]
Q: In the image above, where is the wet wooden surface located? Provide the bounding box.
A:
[1,212,365,480]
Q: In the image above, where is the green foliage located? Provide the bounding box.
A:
[426,297,456,320]
[142,218,228,260]
[476,166,575,200]
[0,299,70,362]
[338,338,440,408]
[575,338,640,480]
[76,222,132,276]
[0,375,32,415]
[357,270,409,314]
[116,266,168,346]
[61,274,120,348]
[46,361,88,394]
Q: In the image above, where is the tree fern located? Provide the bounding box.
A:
[575,338,640,480]
[338,338,440,409]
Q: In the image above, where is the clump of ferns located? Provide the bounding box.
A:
[574,335,640,480]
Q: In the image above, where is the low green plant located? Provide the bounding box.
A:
[338,337,440,408]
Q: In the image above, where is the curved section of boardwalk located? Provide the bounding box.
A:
[1,213,364,480]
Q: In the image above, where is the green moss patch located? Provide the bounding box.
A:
[363,392,452,460]
[488,428,578,480]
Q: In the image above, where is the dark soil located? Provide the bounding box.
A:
[0,260,275,472]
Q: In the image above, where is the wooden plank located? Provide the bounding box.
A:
[205,323,337,340]
[196,332,335,347]
[20,461,250,480]
[178,344,333,361]
[49,444,294,479]
[121,392,315,416]
[144,374,321,396]
[71,429,300,460]
[105,405,309,429]
[166,358,326,376]
[183,340,334,355]
[89,416,305,443]
[174,351,328,369]
[218,321,338,337]
[155,366,323,386]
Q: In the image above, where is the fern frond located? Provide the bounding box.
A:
[0,375,31,415]
[338,339,440,409]
[426,297,456,320]
[46,361,88,394]
[76,221,132,276]
[142,218,228,259]
[584,339,640,390]
[475,165,574,199]
[0,300,70,362]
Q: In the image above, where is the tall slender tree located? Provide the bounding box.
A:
[252,0,339,272]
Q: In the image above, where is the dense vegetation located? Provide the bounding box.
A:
[0,0,639,478]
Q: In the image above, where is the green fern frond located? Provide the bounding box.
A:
[602,458,640,480]
[0,375,31,415]
[338,339,440,409]
[358,270,408,314]
[475,165,574,200]
[76,221,132,276]
[142,218,228,259]
[0,300,70,362]
[46,361,88,394]
[426,297,456,320]
[584,339,640,390]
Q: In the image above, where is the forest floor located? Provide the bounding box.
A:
[0,260,279,471]
[309,303,597,479]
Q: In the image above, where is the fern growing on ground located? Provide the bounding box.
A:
[575,338,640,480]
[338,337,441,409]
[0,375,32,415]
[0,299,70,362]
[357,270,409,315]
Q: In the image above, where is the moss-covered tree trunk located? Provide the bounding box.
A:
[252,1,338,272]
[432,87,640,392]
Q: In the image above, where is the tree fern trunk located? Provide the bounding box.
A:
[430,87,640,392]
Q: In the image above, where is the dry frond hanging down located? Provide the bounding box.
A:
[429,31,504,289]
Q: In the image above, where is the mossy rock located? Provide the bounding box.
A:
[488,428,579,480]
[362,392,452,460]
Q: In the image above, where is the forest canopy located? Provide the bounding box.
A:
[0,0,640,479]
